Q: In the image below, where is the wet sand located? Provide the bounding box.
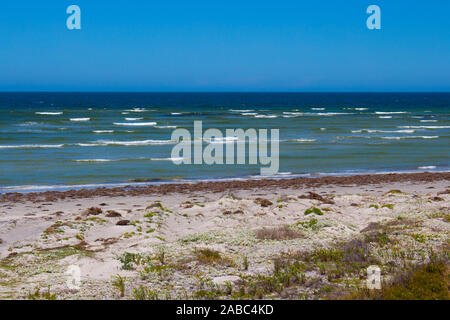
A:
[1,172,449,203]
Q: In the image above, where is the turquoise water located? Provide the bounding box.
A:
[0,92,449,192]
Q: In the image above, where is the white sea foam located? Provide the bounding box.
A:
[290,139,317,142]
[398,125,450,129]
[285,112,354,116]
[282,112,302,117]
[336,135,439,140]
[113,122,157,126]
[150,157,185,161]
[355,108,368,111]
[0,144,64,149]
[94,139,176,146]
[125,117,143,121]
[311,108,325,110]
[93,130,114,133]
[380,136,439,140]
[378,116,392,119]
[418,166,436,170]
[351,129,415,134]
[35,112,63,115]
[124,108,147,112]
[70,118,90,122]
[171,112,182,115]
[18,121,40,127]
[241,112,258,116]
[229,109,254,112]
[76,143,101,147]
[254,114,278,118]
[277,138,316,143]
[75,159,114,162]
[375,111,408,114]
[317,112,354,116]
[154,125,177,129]
[420,120,438,122]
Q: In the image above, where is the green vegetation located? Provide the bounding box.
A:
[304,207,324,216]
[111,274,125,297]
[25,286,57,300]
[297,218,319,231]
[346,262,449,300]
[194,248,233,266]
[116,252,144,270]
[133,285,159,300]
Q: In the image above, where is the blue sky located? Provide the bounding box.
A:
[1,0,449,91]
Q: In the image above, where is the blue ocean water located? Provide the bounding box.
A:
[0,92,449,192]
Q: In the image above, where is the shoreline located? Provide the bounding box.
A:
[1,171,449,203]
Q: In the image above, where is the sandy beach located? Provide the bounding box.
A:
[0,172,449,299]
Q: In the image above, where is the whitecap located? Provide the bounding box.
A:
[378,116,392,119]
[254,114,278,118]
[398,125,450,129]
[292,139,316,142]
[375,111,408,114]
[35,112,63,115]
[0,144,64,149]
[124,108,147,112]
[70,118,90,122]
[418,166,436,170]
[420,120,437,123]
[282,112,302,117]
[351,129,415,134]
[150,157,185,161]
[75,159,114,162]
[93,139,176,146]
[114,122,157,126]
[93,130,114,133]
[280,138,316,142]
[381,136,438,140]
[154,125,177,129]
[229,109,254,112]
[311,108,325,110]
[125,117,143,121]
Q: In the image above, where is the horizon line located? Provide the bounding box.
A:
[1,91,450,94]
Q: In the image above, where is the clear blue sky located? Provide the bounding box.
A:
[1,0,449,91]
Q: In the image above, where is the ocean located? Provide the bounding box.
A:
[0,92,449,192]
